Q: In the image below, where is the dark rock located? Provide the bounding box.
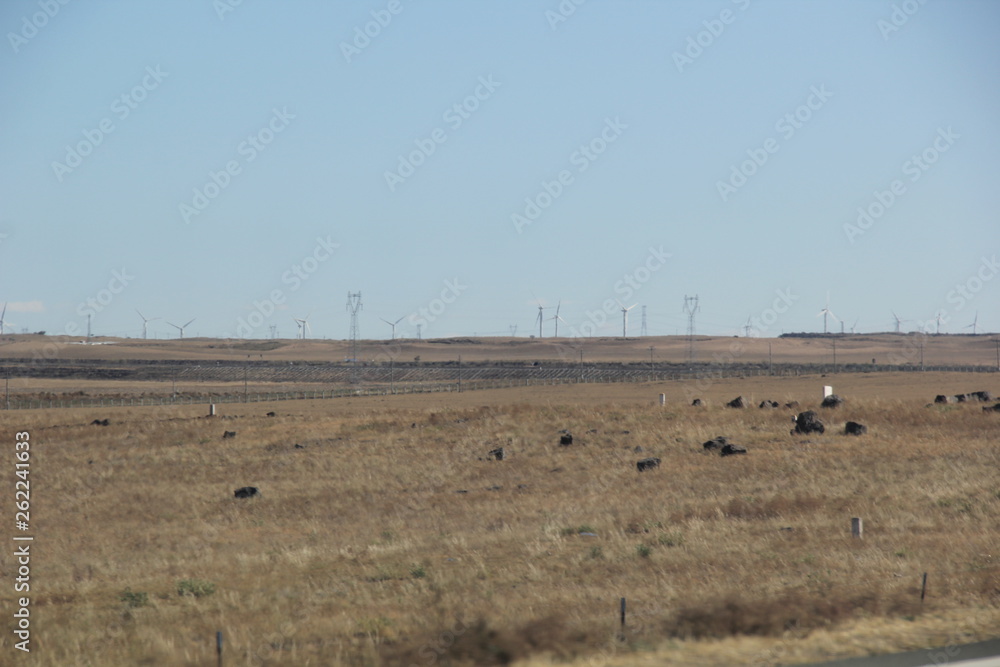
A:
[972,391,992,402]
[557,428,571,434]
[266,411,276,417]
[633,445,644,453]
[486,485,502,491]
[703,436,730,451]
[792,411,825,435]
[726,396,748,408]
[844,421,867,436]
[91,418,110,426]
[636,457,661,472]
[621,430,630,435]
[955,393,970,403]
[222,431,237,439]
[488,447,506,461]
[294,443,305,449]
[784,401,800,409]
[935,395,954,404]
[455,489,468,494]
[821,394,844,408]
[234,486,259,499]
[720,444,747,456]
[983,403,1000,412]
[691,398,704,406]
[759,400,779,409]
[559,433,573,446]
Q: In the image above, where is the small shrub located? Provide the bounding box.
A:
[636,544,652,558]
[410,565,426,579]
[561,524,596,536]
[658,532,684,547]
[589,546,604,559]
[177,579,216,598]
[119,588,148,608]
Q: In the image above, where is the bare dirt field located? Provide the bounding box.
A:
[0,363,997,666]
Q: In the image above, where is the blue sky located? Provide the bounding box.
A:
[2,0,998,340]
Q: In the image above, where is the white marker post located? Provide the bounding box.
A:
[851,517,863,538]
[824,385,833,399]
[659,393,666,407]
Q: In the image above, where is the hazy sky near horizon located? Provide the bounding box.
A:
[2,0,998,341]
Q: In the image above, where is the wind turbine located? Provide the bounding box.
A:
[742,316,753,338]
[817,294,838,334]
[891,310,906,334]
[548,300,565,337]
[850,318,859,334]
[0,303,12,335]
[934,312,945,335]
[167,318,195,339]
[531,293,548,338]
[136,309,160,339]
[616,299,637,338]
[293,314,311,340]
[380,316,404,340]
[965,311,979,335]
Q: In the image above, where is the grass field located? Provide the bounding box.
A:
[1,370,997,665]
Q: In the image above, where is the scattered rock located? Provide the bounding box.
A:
[955,393,971,403]
[633,445,644,453]
[691,398,704,406]
[90,418,110,426]
[779,526,794,532]
[759,400,779,409]
[720,444,747,457]
[784,401,800,409]
[844,421,868,436]
[935,395,955,404]
[559,433,573,446]
[222,431,237,439]
[792,411,825,435]
[983,403,1000,413]
[455,489,468,494]
[703,436,730,451]
[488,447,506,461]
[821,394,844,408]
[266,411,276,417]
[486,485,502,491]
[621,430,630,435]
[234,486,259,499]
[726,396,748,408]
[972,391,992,402]
[557,428,571,434]
[294,443,305,449]
[636,457,661,472]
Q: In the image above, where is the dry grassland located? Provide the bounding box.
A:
[0,372,997,665]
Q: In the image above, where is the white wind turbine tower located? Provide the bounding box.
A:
[965,311,979,335]
[136,309,160,339]
[934,312,945,335]
[817,293,838,334]
[616,299,637,338]
[0,303,13,335]
[891,310,907,334]
[548,300,565,337]
[850,317,859,334]
[531,293,548,338]
[742,316,753,337]
[380,316,404,340]
[293,314,312,340]
[167,318,195,339]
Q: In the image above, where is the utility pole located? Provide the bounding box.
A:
[768,342,773,376]
[346,291,363,383]
[832,340,837,371]
[641,306,647,337]
[416,323,422,340]
[244,355,249,402]
[457,355,462,393]
[87,314,92,342]
[269,325,277,340]
[683,295,699,363]
[995,338,999,371]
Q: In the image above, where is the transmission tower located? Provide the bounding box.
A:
[509,324,517,337]
[640,305,647,337]
[346,291,362,380]
[683,294,699,363]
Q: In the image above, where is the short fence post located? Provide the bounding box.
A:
[851,517,863,538]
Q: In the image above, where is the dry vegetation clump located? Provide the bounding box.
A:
[1,375,998,665]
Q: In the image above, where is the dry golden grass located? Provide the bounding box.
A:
[0,372,997,665]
